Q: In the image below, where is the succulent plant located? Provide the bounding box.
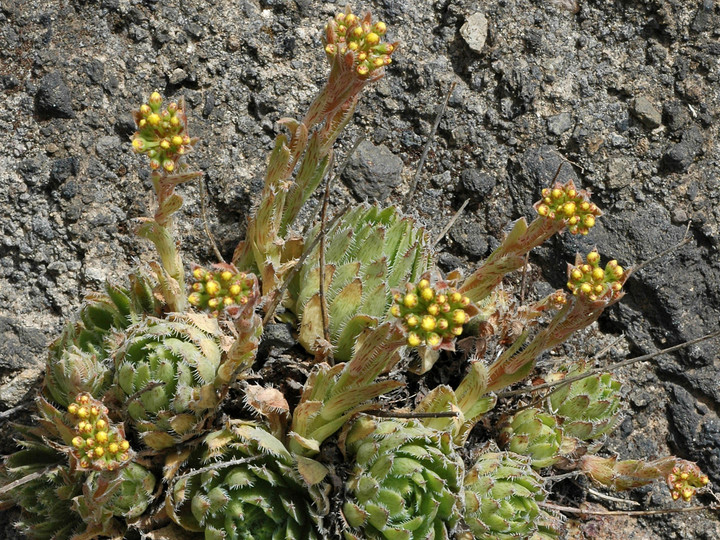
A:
[463,450,559,540]
[499,408,563,469]
[545,365,622,447]
[167,421,328,540]
[0,433,84,540]
[288,204,430,360]
[341,415,464,540]
[113,313,243,450]
[44,271,161,407]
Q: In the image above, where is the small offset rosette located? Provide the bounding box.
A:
[324,8,397,79]
[66,393,132,471]
[188,263,259,319]
[390,274,479,350]
[534,180,602,236]
[566,249,627,302]
[131,92,197,173]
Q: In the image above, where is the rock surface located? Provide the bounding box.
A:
[1,0,719,538]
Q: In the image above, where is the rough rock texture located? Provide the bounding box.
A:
[1,0,719,538]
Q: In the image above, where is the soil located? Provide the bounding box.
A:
[1,0,719,538]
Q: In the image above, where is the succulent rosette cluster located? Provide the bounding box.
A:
[341,416,464,540]
[288,204,430,360]
[167,421,327,540]
[462,450,563,540]
[545,366,623,447]
[499,409,563,469]
[113,313,228,450]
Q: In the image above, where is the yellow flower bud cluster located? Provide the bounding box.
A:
[666,461,710,502]
[391,279,472,349]
[534,180,601,235]
[67,393,131,470]
[131,92,194,173]
[567,250,624,302]
[188,266,255,318]
[324,10,395,78]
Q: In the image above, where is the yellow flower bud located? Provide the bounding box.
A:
[95,419,107,430]
[147,113,160,126]
[149,92,162,106]
[160,139,171,149]
[170,115,180,127]
[85,438,95,447]
[208,298,220,308]
[219,271,232,282]
[68,404,78,415]
[96,431,108,444]
[421,287,434,301]
[72,436,84,448]
[407,333,421,347]
[427,304,439,316]
[562,202,576,216]
[594,284,604,294]
[551,188,563,199]
[140,104,151,115]
[536,204,549,216]
[437,319,449,331]
[94,447,104,457]
[452,309,467,325]
[403,293,418,308]
[132,138,145,151]
[421,316,436,332]
[390,305,402,317]
[77,407,89,419]
[592,268,605,281]
[436,294,447,305]
[229,284,241,296]
[374,21,387,34]
[580,283,593,294]
[571,269,583,280]
[451,326,463,336]
[120,440,130,451]
[406,315,419,328]
[193,268,204,279]
[188,293,201,306]
[449,292,462,304]
[108,442,119,454]
[586,251,600,264]
[163,160,175,172]
[205,280,220,296]
[566,188,577,198]
[427,333,442,347]
[357,64,370,76]
[583,215,596,228]
[223,297,234,306]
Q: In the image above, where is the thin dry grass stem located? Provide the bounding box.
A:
[629,221,692,275]
[364,410,459,419]
[0,402,26,419]
[262,204,351,326]
[404,81,457,208]
[543,470,585,483]
[318,153,336,362]
[540,501,717,516]
[587,487,641,506]
[198,176,225,263]
[498,329,720,399]
[170,456,262,486]
[431,198,469,250]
